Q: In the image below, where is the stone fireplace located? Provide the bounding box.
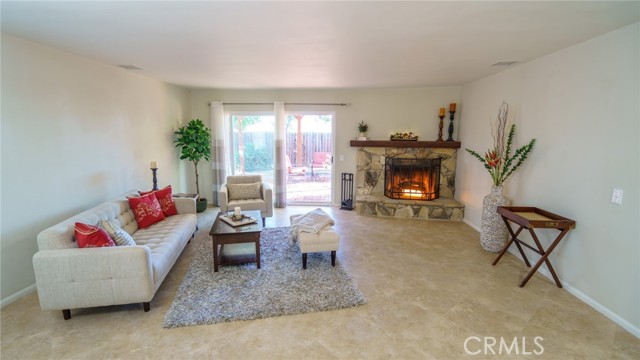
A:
[350,140,464,221]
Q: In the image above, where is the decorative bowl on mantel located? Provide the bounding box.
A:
[390,132,419,141]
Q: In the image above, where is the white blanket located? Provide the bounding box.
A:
[289,208,335,243]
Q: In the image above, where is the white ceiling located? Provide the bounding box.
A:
[2,1,638,89]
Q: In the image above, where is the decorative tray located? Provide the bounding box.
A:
[497,206,576,229]
[390,137,418,141]
[220,214,257,227]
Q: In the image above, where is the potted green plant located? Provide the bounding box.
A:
[358,121,369,138]
[174,119,211,213]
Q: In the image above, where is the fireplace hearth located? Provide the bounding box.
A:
[384,158,441,200]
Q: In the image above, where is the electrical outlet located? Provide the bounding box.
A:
[611,188,623,205]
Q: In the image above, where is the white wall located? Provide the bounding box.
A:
[457,23,639,334]
[189,87,461,205]
[0,34,191,302]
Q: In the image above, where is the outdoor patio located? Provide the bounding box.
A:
[286,176,331,203]
[243,170,332,204]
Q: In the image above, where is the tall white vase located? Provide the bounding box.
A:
[480,186,511,252]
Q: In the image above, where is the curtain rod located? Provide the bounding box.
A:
[210,102,350,106]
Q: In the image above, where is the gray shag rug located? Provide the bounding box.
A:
[163,226,366,328]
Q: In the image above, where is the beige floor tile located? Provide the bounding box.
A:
[1,206,638,360]
[613,326,640,360]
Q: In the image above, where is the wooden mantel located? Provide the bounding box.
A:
[350,140,461,149]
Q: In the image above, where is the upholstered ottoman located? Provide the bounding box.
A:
[290,214,340,269]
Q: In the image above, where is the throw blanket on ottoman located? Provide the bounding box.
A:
[289,208,334,243]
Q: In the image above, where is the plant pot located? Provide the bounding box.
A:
[196,198,208,213]
[480,186,511,252]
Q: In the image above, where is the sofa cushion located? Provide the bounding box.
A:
[227,198,266,212]
[297,229,340,254]
[132,214,197,285]
[100,219,136,246]
[227,175,262,184]
[75,223,115,248]
[140,185,178,217]
[127,193,166,229]
[227,182,261,200]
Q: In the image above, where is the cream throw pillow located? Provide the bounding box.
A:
[100,219,136,246]
[228,182,261,200]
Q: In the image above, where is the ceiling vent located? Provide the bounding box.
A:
[491,61,519,66]
[117,65,143,70]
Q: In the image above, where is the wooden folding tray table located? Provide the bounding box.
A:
[493,206,576,288]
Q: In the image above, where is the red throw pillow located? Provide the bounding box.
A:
[139,185,178,216]
[128,192,166,228]
[75,222,115,248]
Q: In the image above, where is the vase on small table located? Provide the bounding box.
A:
[480,186,511,252]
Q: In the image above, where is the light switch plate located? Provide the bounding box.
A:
[611,188,623,205]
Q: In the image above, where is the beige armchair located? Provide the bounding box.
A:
[219,175,273,226]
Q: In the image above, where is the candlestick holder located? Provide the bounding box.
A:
[447,111,456,141]
[437,115,445,141]
[151,167,158,191]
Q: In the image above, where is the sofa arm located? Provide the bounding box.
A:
[174,197,196,215]
[219,184,229,212]
[33,246,155,311]
[262,182,273,217]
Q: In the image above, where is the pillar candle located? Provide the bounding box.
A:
[449,103,456,112]
[150,161,157,169]
[234,207,241,216]
[439,108,446,116]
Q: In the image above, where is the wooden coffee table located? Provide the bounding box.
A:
[209,210,263,272]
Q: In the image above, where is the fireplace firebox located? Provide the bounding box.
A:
[384,158,441,200]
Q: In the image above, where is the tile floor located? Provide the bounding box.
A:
[2,206,639,359]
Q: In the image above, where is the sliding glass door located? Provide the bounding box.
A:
[227,113,275,186]
[285,113,333,205]
[226,111,333,206]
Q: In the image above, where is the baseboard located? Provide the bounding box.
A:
[463,216,639,339]
[463,218,481,232]
[1,283,36,308]
[506,249,640,339]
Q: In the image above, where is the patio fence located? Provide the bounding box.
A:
[232,132,332,169]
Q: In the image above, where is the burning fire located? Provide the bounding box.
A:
[398,181,429,199]
[401,188,424,199]
[384,157,441,201]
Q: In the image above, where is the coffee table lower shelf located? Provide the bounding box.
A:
[216,243,259,268]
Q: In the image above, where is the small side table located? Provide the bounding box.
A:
[493,206,576,288]
[173,193,199,200]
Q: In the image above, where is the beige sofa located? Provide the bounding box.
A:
[32,193,197,320]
